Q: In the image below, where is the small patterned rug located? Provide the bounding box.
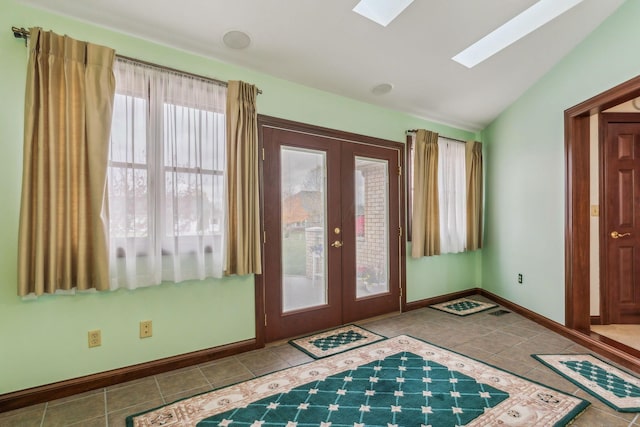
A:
[127,335,589,426]
[289,325,385,359]
[534,354,640,412]
[430,297,498,316]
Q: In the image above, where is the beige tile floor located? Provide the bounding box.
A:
[591,324,640,352]
[2,295,639,426]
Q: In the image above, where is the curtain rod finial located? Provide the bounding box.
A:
[11,26,28,38]
[11,26,29,45]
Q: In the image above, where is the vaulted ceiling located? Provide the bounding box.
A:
[18,0,625,130]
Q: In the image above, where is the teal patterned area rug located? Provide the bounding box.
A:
[127,336,589,426]
[429,297,498,316]
[533,354,640,412]
[289,325,385,359]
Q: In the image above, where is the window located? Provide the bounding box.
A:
[437,138,466,253]
[108,58,227,290]
[408,134,467,254]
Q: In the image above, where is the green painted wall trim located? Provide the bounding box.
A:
[0,0,479,394]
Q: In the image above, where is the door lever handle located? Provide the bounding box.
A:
[331,240,343,248]
[611,231,631,239]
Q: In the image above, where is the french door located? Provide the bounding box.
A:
[260,121,402,342]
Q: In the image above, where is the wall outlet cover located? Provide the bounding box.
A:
[88,330,101,348]
[140,320,153,338]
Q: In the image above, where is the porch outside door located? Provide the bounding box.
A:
[602,113,640,324]
[261,125,401,342]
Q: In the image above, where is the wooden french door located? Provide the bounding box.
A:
[261,122,402,342]
[602,113,640,324]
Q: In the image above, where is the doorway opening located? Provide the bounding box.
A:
[565,74,640,363]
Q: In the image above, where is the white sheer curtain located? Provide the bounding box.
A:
[437,138,467,253]
[108,58,227,290]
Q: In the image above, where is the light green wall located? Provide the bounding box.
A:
[406,250,482,302]
[481,0,637,323]
[1,0,479,394]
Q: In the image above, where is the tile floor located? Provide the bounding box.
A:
[2,295,639,426]
[591,324,640,352]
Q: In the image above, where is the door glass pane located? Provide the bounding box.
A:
[355,157,389,298]
[281,147,328,312]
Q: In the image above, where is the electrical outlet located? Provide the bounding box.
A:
[88,330,101,348]
[140,320,152,338]
[517,273,523,284]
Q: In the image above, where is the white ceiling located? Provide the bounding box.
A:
[19,0,625,131]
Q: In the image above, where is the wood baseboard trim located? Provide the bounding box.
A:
[589,331,640,360]
[0,338,258,414]
[590,315,602,325]
[478,290,640,375]
[404,287,481,311]
[4,290,639,413]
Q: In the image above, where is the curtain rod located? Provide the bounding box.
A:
[11,26,262,94]
[405,129,467,144]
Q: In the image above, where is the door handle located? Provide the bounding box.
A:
[331,240,343,248]
[611,231,631,239]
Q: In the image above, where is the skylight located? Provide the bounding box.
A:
[352,0,415,27]
[452,0,585,68]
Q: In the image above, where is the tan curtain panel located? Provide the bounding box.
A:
[18,28,116,296]
[466,141,483,250]
[225,81,262,275]
[411,129,440,257]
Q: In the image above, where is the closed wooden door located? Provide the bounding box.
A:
[260,121,402,342]
[340,142,401,323]
[602,113,640,324]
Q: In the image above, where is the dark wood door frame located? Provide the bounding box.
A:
[255,115,407,347]
[566,74,640,333]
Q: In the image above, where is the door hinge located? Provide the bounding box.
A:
[399,227,402,237]
[398,166,402,176]
[262,147,265,161]
[264,313,267,326]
